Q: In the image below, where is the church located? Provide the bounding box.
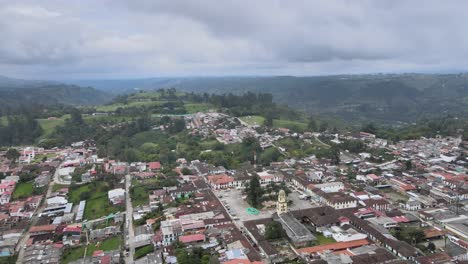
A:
[273,190,316,247]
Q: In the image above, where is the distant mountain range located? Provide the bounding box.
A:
[66,73,468,123]
[0,75,111,109]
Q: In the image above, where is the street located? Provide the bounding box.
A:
[15,163,57,263]
[124,174,135,264]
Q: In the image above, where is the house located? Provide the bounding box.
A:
[308,187,357,209]
[401,198,421,211]
[161,219,182,246]
[147,161,162,171]
[362,198,391,212]
[34,175,50,188]
[0,181,16,195]
[0,192,11,205]
[108,188,125,205]
[298,239,369,255]
[29,224,57,236]
[26,195,42,209]
[257,171,283,185]
[47,196,68,207]
[310,182,344,193]
[179,234,205,244]
[63,226,82,245]
[207,174,235,189]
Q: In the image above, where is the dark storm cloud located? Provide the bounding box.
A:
[1,0,468,78]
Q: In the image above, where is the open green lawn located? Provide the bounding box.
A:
[69,182,122,220]
[132,185,149,207]
[184,103,212,113]
[62,236,122,264]
[52,184,68,192]
[273,119,307,130]
[95,100,167,112]
[239,115,265,126]
[32,153,57,163]
[37,115,69,136]
[84,194,121,220]
[309,137,331,148]
[131,177,161,207]
[315,233,336,245]
[12,182,34,200]
[134,244,154,259]
[0,116,7,126]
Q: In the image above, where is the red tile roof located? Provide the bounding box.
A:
[179,233,205,243]
[298,239,369,254]
[29,224,56,233]
[148,161,162,170]
[223,259,263,264]
[207,174,234,185]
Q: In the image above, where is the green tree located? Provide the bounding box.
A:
[6,148,20,162]
[209,256,220,264]
[405,160,412,170]
[176,249,190,264]
[319,121,328,132]
[246,175,263,208]
[362,123,377,134]
[265,221,285,240]
[307,117,317,131]
[330,145,340,165]
[427,242,436,252]
[181,168,193,175]
[201,255,211,264]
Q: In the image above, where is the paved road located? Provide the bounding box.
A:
[16,168,56,263]
[124,174,135,264]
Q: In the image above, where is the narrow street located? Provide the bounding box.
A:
[125,174,135,264]
[16,169,56,263]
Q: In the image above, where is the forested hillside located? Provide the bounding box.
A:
[71,74,468,123]
[0,76,112,116]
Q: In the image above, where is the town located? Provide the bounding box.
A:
[0,111,467,264]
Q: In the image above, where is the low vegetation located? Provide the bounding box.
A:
[61,236,122,263]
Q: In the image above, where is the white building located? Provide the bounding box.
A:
[312,182,344,193]
[108,188,125,205]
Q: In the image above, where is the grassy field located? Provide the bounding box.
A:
[0,116,7,126]
[239,115,265,126]
[184,103,212,113]
[273,119,307,130]
[315,233,336,245]
[95,100,167,112]
[12,182,34,200]
[134,244,154,259]
[62,236,122,263]
[52,184,68,192]
[131,177,161,207]
[37,115,69,136]
[69,182,122,220]
[32,153,57,163]
[132,185,149,207]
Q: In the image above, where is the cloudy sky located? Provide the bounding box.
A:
[1,0,468,79]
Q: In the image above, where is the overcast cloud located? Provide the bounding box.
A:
[1,0,468,79]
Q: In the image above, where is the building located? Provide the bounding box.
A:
[311,182,344,193]
[276,190,288,215]
[207,174,235,189]
[108,188,125,205]
[309,187,357,209]
[160,219,182,246]
[273,191,316,247]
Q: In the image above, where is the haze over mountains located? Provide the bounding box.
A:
[67,73,468,123]
[1,73,467,123]
[0,75,110,109]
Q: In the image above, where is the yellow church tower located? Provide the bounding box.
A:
[276,189,288,215]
